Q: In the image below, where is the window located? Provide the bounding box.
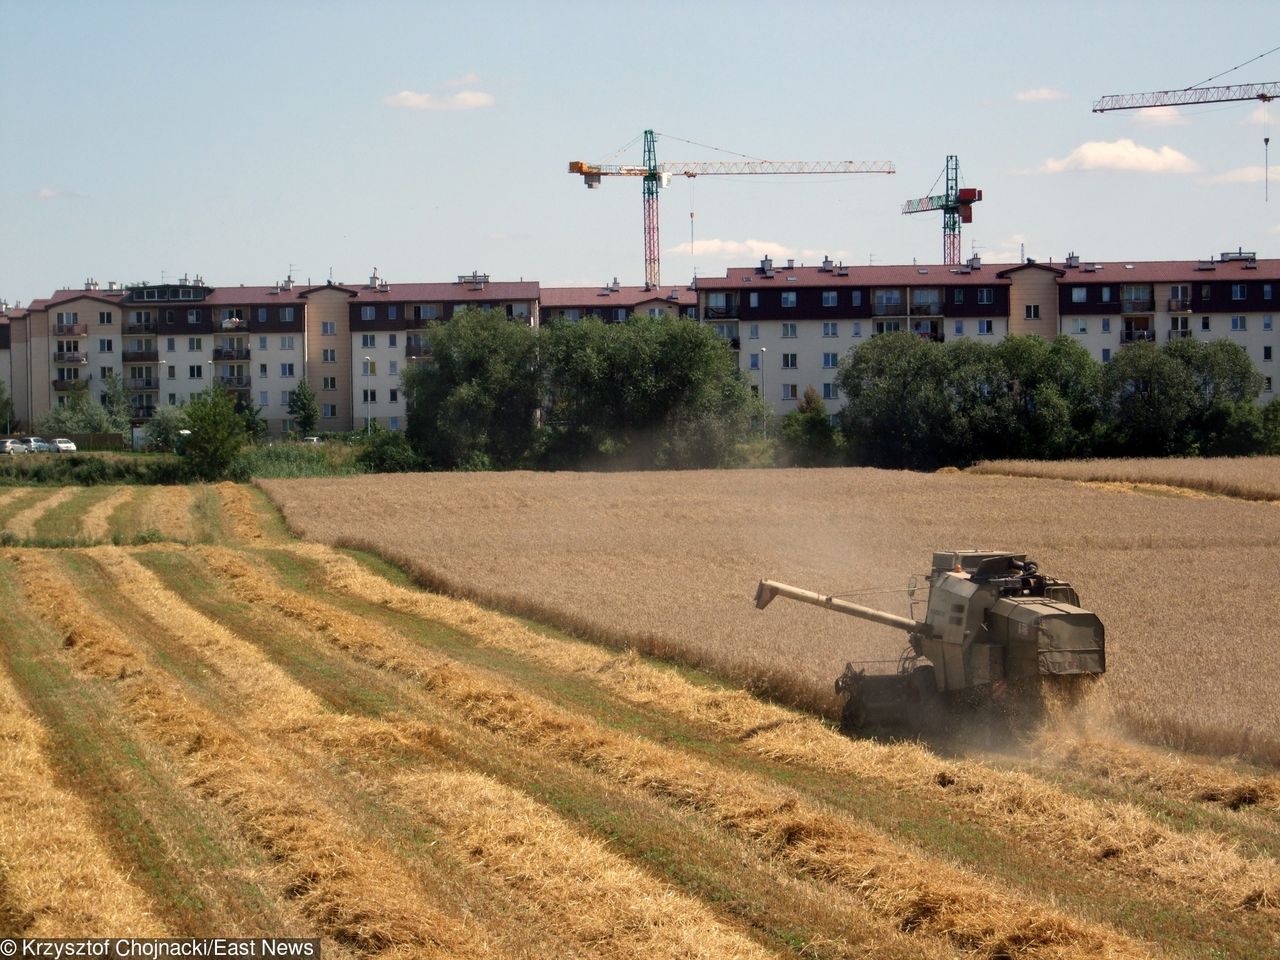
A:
[822,291,837,307]
[1265,315,1273,331]
[257,307,268,323]
[56,311,78,325]
[1232,315,1247,331]
[781,291,797,308]
[1101,348,1111,363]
[954,319,964,336]
[1266,377,1273,393]
[361,334,375,348]
[978,319,993,336]
[749,353,759,371]
[389,417,399,431]
[322,321,337,336]
[822,383,840,400]
[748,292,759,309]
[187,309,200,324]
[782,353,797,369]
[280,363,295,377]
[166,337,175,352]
[362,389,378,403]
[389,360,398,375]
[388,333,397,347]
[98,366,111,379]
[1202,316,1211,331]
[781,384,797,401]
[977,288,993,305]
[874,320,902,335]
[1232,283,1247,301]
[361,306,376,321]
[1071,287,1087,303]
[389,389,399,403]
[281,391,294,406]
[363,359,379,376]
[1264,284,1273,301]
[1072,318,1087,335]
[852,321,862,337]
[749,323,759,339]
[323,348,337,363]
[189,365,204,379]
[282,307,295,322]
[953,289,964,304]
[99,311,112,325]
[259,391,270,407]
[1264,346,1273,362]
[322,404,337,418]
[168,394,177,406]
[322,376,336,390]
[98,338,113,353]
[188,337,202,351]
[1025,304,1040,320]
[850,290,862,306]
[280,335,295,350]
[167,365,176,380]
[413,304,438,321]
[823,352,839,368]
[221,308,243,322]
[259,363,268,377]
[822,322,838,337]
[1101,317,1111,333]
[258,336,267,350]
[781,322,797,338]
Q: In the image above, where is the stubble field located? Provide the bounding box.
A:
[2,473,1279,958]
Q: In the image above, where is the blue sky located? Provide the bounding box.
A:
[2,0,1278,304]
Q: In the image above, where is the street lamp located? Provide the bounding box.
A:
[759,347,768,438]
[363,356,372,433]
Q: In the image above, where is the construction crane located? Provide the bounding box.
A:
[1091,81,1278,112]
[901,156,981,266]
[569,129,894,287]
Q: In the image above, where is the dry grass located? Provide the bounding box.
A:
[135,486,195,542]
[260,468,1280,763]
[79,486,135,541]
[200,546,1152,960]
[2,487,77,539]
[10,549,498,958]
[217,482,265,541]
[0,656,165,936]
[969,457,1280,501]
[291,542,1280,913]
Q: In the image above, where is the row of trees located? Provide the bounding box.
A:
[404,310,763,470]
[809,332,1277,470]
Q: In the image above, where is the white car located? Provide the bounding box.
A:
[1,439,28,455]
[50,438,77,452]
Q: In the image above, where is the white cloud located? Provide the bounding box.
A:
[445,72,481,88]
[1210,164,1280,184]
[666,238,797,259]
[1134,106,1189,127]
[1243,105,1272,126]
[36,186,66,199]
[1016,87,1069,103]
[383,89,494,111]
[1040,139,1198,174]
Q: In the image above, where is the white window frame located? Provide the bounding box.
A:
[780,291,797,308]
[781,322,797,338]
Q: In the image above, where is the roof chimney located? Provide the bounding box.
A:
[966,254,982,270]
[84,277,98,291]
[281,276,293,291]
[760,256,773,273]
[821,255,833,272]
[1064,252,1080,269]
[369,267,380,288]
[786,258,795,270]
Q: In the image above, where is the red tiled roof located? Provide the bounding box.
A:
[1051,258,1280,283]
[696,263,1017,289]
[297,280,541,302]
[26,289,128,310]
[540,284,696,308]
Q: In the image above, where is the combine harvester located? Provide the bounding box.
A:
[755,551,1106,732]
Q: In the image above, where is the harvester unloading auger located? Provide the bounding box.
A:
[755,551,1106,732]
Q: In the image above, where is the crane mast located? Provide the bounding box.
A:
[569,130,894,287]
[902,155,981,266]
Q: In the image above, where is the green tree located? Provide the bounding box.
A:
[1263,396,1280,454]
[356,423,422,473]
[837,332,960,469]
[403,308,543,469]
[182,384,247,481]
[778,385,839,466]
[0,376,16,434]
[144,405,189,452]
[40,382,114,437]
[100,372,133,438]
[1101,341,1197,456]
[288,379,320,435]
[1163,337,1263,455]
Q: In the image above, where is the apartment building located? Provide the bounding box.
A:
[697,256,1011,416]
[540,281,697,322]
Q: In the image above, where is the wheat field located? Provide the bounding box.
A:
[969,456,1280,501]
[262,467,1280,762]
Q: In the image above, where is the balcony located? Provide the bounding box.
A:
[405,341,430,359]
[131,406,156,420]
[218,375,250,389]
[125,321,157,334]
[213,347,251,361]
[872,302,907,317]
[54,351,88,364]
[53,375,89,391]
[218,317,247,331]
[126,378,159,391]
[909,302,943,317]
[53,323,85,337]
[704,305,741,320]
[122,349,159,363]
[1120,330,1156,345]
[1121,299,1154,314]
[1168,329,1192,340]
[1168,298,1192,312]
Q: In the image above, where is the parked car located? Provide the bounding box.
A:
[302,436,323,444]
[1,439,28,455]
[50,438,77,452]
[21,437,51,453]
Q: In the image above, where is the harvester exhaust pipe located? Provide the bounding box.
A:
[754,579,921,633]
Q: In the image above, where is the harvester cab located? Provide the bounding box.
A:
[755,550,1105,732]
